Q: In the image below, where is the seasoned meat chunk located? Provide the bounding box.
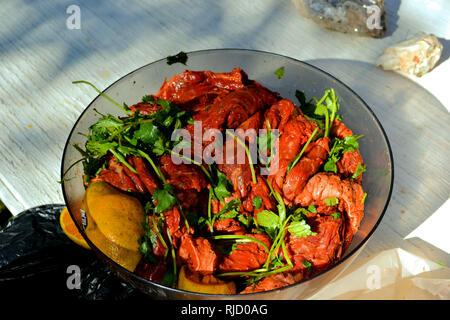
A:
[287,215,344,273]
[295,173,365,251]
[219,234,271,273]
[178,235,218,274]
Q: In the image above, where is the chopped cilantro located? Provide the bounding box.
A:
[287,220,317,238]
[152,184,177,214]
[352,162,366,179]
[166,51,188,65]
[324,197,339,206]
[274,66,285,79]
[253,196,263,210]
[330,212,341,219]
[302,260,313,272]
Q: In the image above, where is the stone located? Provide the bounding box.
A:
[376,32,443,77]
[291,0,386,38]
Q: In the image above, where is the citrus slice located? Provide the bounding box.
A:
[83,181,145,272]
[177,265,236,294]
[60,207,90,250]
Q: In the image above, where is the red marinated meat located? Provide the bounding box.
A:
[286,215,344,273]
[131,157,159,194]
[178,235,218,274]
[282,138,330,202]
[331,119,365,182]
[240,272,303,294]
[155,68,246,107]
[91,157,138,192]
[219,234,271,273]
[160,155,207,192]
[268,108,318,198]
[135,261,168,283]
[213,218,246,234]
[130,101,161,115]
[295,172,365,251]
[160,154,207,209]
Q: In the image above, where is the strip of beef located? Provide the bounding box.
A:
[213,218,246,235]
[331,119,364,182]
[218,234,271,273]
[160,154,208,209]
[242,176,276,216]
[178,234,218,274]
[295,172,365,251]
[263,98,295,132]
[131,157,159,194]
[188,84,279,147]
[91,157,138,193]
[286,215,344,274]
[282,137,330,202]
[216,112,264,198]
[135,261,168,283]
[121,157,147,193]
[91,156,159,195]
[240,272,303,294]
[155,68,246,109]
[130,101,161,115]
[267,101,318,197]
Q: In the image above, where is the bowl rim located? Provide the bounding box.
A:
[61,48,394,298]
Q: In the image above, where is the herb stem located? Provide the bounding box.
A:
[207,187,214,234]
[137,149,166,184]
[169,149,212,182]
[109,148,138,174]
[210,234,269,253]
[72,80,131,114]
[286,127,319,175]
[226,130,257,185]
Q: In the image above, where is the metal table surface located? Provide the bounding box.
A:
[0,0,449,290]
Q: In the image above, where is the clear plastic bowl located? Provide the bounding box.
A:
[61,49,394,299]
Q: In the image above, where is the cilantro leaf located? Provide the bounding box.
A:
[324,197,339,206]
[256,210,279,238]
[237,213,252,228]
[211,169,233,202]
[274,67,285,79]
[142,95,154,104]
[287,220,317,238]
[166,51,188,65]
[85,140,117,158]
[361,192,367,204]
[352,162,366,179]
[152,184,177,213]
[253,196,263,210]
[215,199,241,221]
[307,205,316,214]
[138,218,159,264]
[323,135,363,174]
[330,212,341,219]
[302,259,312,272]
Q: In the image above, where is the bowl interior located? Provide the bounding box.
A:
[61,49,393,299]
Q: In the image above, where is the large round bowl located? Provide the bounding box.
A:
[61,49,394,299]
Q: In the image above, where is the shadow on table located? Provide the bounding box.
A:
[435,37,450,68]
[383,0,401,38]
[0,0,284,88]
[305,58,450,263]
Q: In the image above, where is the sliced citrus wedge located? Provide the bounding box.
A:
[177,265,236,294]
[60,207,90,250]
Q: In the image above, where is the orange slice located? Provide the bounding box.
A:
[60,207,90,250]
[177,265,236,294]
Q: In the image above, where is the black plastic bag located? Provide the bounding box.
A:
[0,204,145,300]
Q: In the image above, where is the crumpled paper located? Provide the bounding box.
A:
[308,248,450,300]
